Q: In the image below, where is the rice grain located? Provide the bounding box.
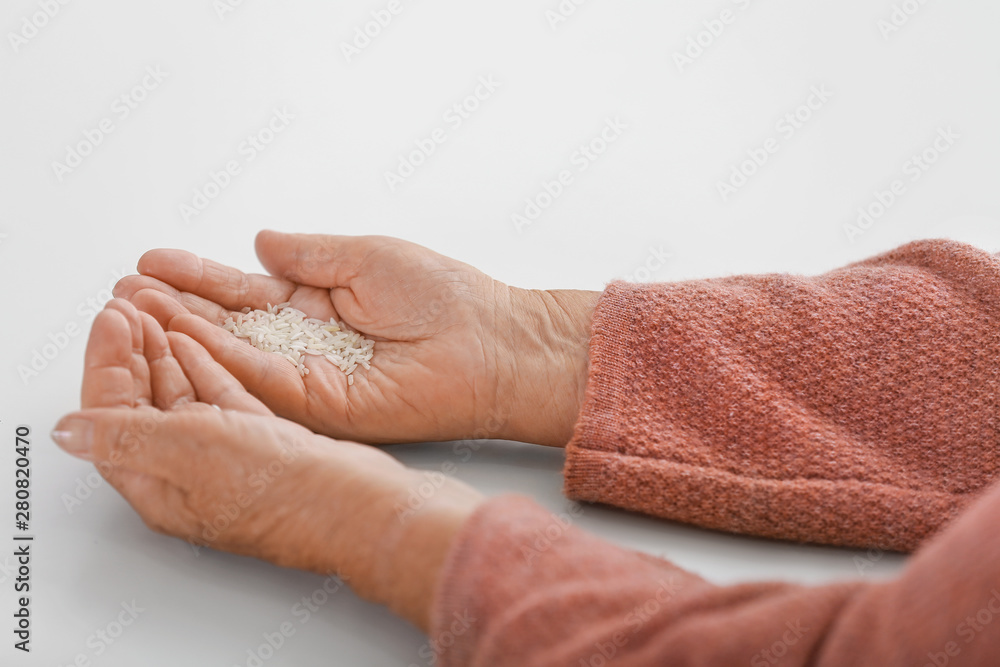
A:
[221,302,374,380]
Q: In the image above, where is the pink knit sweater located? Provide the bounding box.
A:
[431,240,1000,666]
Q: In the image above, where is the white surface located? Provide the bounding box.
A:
[2,0,998,664]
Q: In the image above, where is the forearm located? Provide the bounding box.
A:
[432,484,1000,666]
[561,239,1000,551]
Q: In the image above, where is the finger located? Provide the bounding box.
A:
[167,314,306,415]
[81,309,139,409]
[130,287,190,328]
[103,299,153,406]
[137,249,296,313]
[130,285,233,328]
[113,274,168,300]
[255,230,389,287]
[118,275,237,327]
[140,312,197,410]
[167,332,272,415]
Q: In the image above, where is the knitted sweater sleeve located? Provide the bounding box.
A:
[431,488,1000,666]
[565,238,1000,552]
[428,239,1000,666]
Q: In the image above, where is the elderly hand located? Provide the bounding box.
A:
[113,231,598,447]
[52,299,482,630]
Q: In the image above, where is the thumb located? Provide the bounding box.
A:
[255,229,386,287]
[52,407,178,479]
[52,408,203,541]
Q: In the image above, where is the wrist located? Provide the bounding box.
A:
[320,455,482,632]
[376,474,482,630]
[493,286,599,447]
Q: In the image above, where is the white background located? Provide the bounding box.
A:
[2,0,999,664]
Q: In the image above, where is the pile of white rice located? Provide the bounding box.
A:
[222,302,374,384]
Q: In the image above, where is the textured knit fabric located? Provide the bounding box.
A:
[432,490,1000,666]
[431,239,1000,666]
[566,239,1000,552]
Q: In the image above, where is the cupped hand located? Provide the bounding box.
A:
[53,299,481,630]
[113,231,597,447]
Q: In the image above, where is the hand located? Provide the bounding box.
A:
[52,299,482,630]
[113,231,599,447]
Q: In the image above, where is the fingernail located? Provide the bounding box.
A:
[52,417,94,460]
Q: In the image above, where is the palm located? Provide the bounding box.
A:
[72,297,425,581]
[114,233,504,443]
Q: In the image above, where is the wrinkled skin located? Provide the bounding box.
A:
[54,299,481,630]
[57,231,599,631]
[112,231,597,447]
